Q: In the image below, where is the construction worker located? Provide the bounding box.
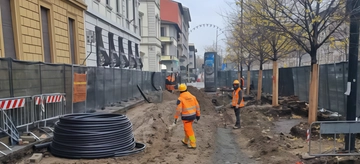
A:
[240,77,245,89]
[165,73,175,92]
[173,83,201,149]
[232,80,245,129]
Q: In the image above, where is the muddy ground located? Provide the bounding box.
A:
[14,87,360,164]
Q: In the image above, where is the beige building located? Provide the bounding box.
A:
[0,0,87,64]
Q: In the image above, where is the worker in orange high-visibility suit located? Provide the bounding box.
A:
[165,74,175,92]
[240,77,245,89]
[173,83,201,149]
[232,80,245,129]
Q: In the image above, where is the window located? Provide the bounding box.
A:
[68,18,76,64]
[139,18,142,36]
[41,7,51,63]
[116,0,119,13]
[161,44,165,55]
[106,0,109,5]
[1,0,16,59]
[132,0,136,20]
[161,27,165,36]
[126,0,129,19]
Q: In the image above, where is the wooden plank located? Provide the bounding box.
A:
[272,61,279,106]
[308,64,319,124]
[257,70,263,100]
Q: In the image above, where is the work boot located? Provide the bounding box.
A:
[188,145,196,149]
[181,139,188,146]
[233,125,240,129]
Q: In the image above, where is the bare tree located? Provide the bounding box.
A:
[245,0,349,123]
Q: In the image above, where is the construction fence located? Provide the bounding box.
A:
[217,61,357,116]
[0,58,165,129]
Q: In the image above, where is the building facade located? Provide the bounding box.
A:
[188,43,196,71]
[139,0,161,72]
[83,0,142,69]
[0,0,87,64]
[159,0,190,73]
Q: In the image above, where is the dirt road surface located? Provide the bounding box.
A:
[18,88,226,164]
[16,87,359,164]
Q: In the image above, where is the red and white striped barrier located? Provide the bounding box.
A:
[306,129,310,144]
[46,95,64,103]
[35,97,43,105]
[0,98,25,110]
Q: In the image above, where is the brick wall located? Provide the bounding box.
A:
[17,0,86,64]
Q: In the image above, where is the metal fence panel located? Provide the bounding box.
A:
[104,68,115,105]
[262,69,272,94]
[86,67,96,111]
[122,69,131,100]
[114,69,122,103]
[95,67,105,108]
[318,65,329,110]
[41,64,64,94]
[12,61,41,97]
[279,68,295,96]
[251,71,259,90]
[0,59,10,98]
[64,65,72,114]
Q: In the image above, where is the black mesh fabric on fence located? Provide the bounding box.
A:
[216,61,360,116]
[278,68,294,96]
[0,58,166,114]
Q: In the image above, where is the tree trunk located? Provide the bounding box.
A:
[257,69,263,100]
[246,70,251,95]
[272,60,279,106]
[308,63,319,124]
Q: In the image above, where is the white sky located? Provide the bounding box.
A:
[175,0,232,58]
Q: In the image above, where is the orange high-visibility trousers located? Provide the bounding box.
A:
[182,120,196,147]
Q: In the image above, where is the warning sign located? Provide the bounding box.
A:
[73,73,87,103]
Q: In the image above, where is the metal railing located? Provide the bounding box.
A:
[32,93,66,129]
[309,121,360,156]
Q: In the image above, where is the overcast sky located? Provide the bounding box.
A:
[175,0,233,58]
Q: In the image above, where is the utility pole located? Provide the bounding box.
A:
[215,29,218,53]
[345,0,359,151]
[239,0,244,79]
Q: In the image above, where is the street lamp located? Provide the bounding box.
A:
[215,29,226,53]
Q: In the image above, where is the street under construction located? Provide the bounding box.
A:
[0,83,359,164]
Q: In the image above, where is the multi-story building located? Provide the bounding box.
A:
[138,0,161,72]
[188,43,196,72]
[83,0,142,69]
[0,0,87,64]
[159,0,190,72]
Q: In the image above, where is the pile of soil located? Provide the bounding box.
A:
[162,91,178,101]
[187,86,215,115]
[211,93,231,106]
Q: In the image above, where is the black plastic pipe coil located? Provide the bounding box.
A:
[49,113,146,159]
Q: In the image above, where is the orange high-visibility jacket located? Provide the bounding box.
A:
[174,92,200,120]
[232,87,245,107]
[165,75,175,90]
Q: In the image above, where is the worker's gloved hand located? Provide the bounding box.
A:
[196,116,200,121]
[236,104,239,108]
[174,119,177,124]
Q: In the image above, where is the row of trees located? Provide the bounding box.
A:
[225,0,351,123]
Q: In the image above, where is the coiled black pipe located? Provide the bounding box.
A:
[49,113,146,159]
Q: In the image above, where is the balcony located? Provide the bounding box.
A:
[160,55,179,62]
[160,37,177,45]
